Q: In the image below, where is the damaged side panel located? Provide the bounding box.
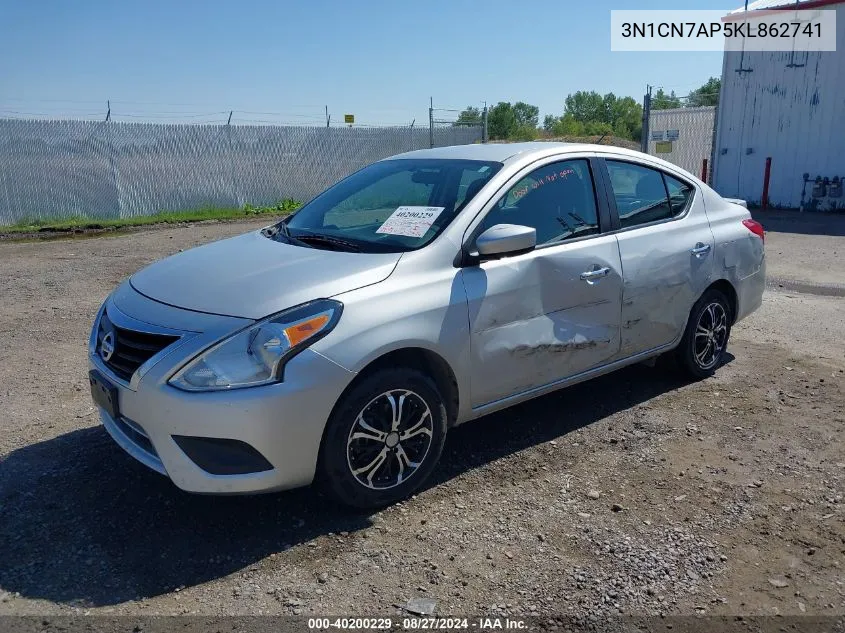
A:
[461,234,623,408]
[614,196,715,358]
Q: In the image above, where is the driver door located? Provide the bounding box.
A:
[459,157,623,408]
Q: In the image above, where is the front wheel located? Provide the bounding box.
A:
[318,368,448,509]
[675,289,733,379]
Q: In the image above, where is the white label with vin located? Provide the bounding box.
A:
[375,206,445,238]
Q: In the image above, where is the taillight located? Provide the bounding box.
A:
[742,219,765,243]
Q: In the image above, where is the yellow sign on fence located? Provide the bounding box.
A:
[655,141,673,153]
[344,114,355,124]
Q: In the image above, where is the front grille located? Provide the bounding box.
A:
[97,312,179,381]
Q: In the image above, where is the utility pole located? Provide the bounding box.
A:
[325,105,330,127]
[640,85,652,154]
[482,103,489,143]
[429,97,434,148]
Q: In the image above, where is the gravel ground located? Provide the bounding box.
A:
[0,218,842,619]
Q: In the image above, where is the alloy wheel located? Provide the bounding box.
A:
[694,302,728,370]
[345,389,434,490]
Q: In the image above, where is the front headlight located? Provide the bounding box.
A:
[169,299,342,392]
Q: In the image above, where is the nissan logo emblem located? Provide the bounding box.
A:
[100,330,116,363]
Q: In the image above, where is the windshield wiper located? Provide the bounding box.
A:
[263,222,323,250]
[291,231,361,252]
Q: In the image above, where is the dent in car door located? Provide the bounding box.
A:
[461,235,623,408]
[603,160,715,356]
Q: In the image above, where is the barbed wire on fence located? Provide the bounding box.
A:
[0,98,480,128]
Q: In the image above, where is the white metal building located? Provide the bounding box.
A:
[712,0,845,210]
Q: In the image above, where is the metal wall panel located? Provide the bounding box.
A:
[713,2,845,209]
[0,121,483,225]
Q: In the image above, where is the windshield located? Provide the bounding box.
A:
[267,159,502,253]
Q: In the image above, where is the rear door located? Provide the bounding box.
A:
[600,158,714,357]
[460,156,623,408]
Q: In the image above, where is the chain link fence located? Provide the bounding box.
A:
[645,105,716,179]
[430,107,487,146]
[0,119,483,225]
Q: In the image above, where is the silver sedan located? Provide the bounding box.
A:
[88,142,766,507]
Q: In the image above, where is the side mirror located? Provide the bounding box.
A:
[475,224,536,258]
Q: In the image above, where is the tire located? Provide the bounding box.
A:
[318,368,448,509]
[675,288,733,380]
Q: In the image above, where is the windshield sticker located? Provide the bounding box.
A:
[376,206,445,238]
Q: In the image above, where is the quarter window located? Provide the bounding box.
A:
[606,161,692,228]
[479,159,600,246]
[664,174,694,214]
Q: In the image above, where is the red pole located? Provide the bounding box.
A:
[701,158,708,183]
[762,157,772,210]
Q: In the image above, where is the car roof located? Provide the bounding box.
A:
[388,142,646,164]
[387,141,714,195]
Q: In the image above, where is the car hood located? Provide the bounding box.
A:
[130,231,401,319]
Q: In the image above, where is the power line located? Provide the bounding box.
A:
[114,111,230,119]
[0,109,104,116]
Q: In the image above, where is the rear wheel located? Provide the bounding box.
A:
[675,289,733,379]
[319,368,447,509]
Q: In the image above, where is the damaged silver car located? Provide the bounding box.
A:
[89,142,765,507]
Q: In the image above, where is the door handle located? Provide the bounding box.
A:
[690,243,711,256]
[580,266,611,281]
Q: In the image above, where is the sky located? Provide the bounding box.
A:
[0,0,726,127]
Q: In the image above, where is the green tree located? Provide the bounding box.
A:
[512,124,538,141]
[687,77,721,107]
[563,91,606,124]
[487,102,517,139]
[542,114,558,132]
[651,88,682,110]
[512,102,540,129]
[454,106,482,126]
[558,91,643,141]
[607,95,642,140]
[583,121,614,136]
[550,113,584,137]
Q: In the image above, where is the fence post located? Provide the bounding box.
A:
[701,159,708,183]
[429,97,434,148]
[640,88,651,154]
[709,102,719,188]
[482,106,488,143]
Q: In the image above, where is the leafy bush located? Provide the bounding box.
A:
[242,199,302,215]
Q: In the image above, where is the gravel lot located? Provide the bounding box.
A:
[0,217,842,619]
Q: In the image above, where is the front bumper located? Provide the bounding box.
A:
[90,283,356,494]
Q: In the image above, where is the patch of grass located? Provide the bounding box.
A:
[1,199,302,234]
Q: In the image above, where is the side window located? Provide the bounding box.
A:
[479,159,600,246]
[664,174,694,214]
[606,161,672,228]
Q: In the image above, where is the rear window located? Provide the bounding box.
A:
[606,161,688,228]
